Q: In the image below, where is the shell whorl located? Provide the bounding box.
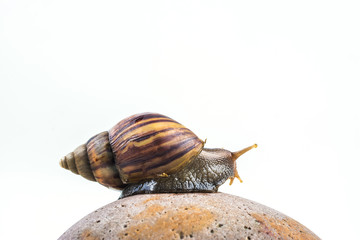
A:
[59,144,95,181]
[86,131,126,189]
[109,113,204,183]
[59,131,126,190]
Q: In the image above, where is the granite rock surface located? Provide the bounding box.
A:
[59,193,320,240]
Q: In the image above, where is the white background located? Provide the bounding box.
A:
[1,1,359,239]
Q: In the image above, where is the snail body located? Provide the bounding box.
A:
[60,113,257,198]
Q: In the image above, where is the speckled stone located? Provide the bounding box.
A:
[59,193,320,240]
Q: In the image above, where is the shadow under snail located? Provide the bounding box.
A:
[59,113,257,199]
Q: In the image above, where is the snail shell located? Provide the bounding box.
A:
[59,113,204,189]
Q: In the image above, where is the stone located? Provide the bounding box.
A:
[59,193,320,240]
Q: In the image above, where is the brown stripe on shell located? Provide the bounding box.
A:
[86,131,126,190]
[126,140,204,182]
[110,118,177,151]
[110,119,190,154]
[131,127,176,143]
[123,138,202,174]
[119,131,196,168]
[143,137,202,171]
[110,113,170,139]
[118,127,194,156]
[73,144,96,181]
[108,113,204,183]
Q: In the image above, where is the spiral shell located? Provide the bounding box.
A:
[60,113,204,189]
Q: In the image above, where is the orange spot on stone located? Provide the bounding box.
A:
[133,204,166,220]
[251,213,320,240]
[118,204,215,240]
[80,229,100,240]
[140,195,162,205]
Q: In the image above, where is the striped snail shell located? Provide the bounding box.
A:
[59,113,204,190]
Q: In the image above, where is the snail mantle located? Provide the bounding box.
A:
[59,193,320,240]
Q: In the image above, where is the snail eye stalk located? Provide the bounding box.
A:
[229,144,257,185]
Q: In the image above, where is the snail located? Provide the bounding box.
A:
[59,113,257,198]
